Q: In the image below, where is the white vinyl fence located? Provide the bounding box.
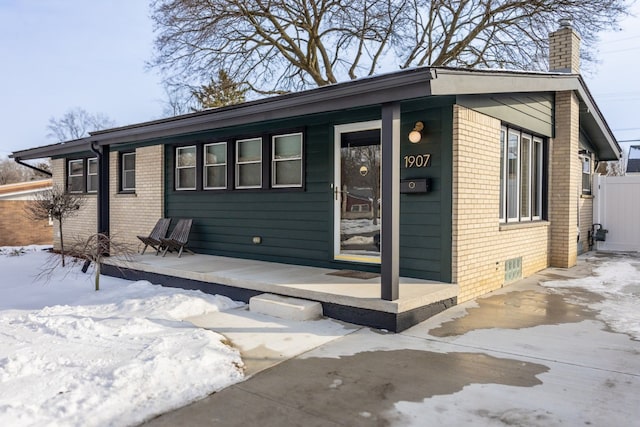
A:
[593,175,640,252]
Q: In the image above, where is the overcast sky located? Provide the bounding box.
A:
[1,1,639,158]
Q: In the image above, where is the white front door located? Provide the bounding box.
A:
[333,121,382,263]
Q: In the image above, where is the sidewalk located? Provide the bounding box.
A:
[142,253,640,426]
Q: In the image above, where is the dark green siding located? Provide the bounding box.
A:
[457,93,553,137]
[160,99,454,282]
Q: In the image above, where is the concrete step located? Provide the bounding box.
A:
[249,293,323,321]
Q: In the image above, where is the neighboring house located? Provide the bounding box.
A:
[10,23,620,326]
[0,179,53,247]
[626,145,640,174]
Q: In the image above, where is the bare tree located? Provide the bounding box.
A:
[70,233,136,291]
[0,157,49,185]
[150,0,629,94]
[161,82,197,117]
[24,185,85,267]
[35,233,135,291]
[0,157,29,184]
[47,107,116,142]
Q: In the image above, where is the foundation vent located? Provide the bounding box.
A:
[505,257,522,283]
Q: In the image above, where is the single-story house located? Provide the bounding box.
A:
[0,179,53,247]
[11,23,620,330]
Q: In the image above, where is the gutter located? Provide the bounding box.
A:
[12,157,53,177]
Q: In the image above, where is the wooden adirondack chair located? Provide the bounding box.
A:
[136,218,171,255]
[160,219,194,258]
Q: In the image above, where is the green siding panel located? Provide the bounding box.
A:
[161,100,454,282]
[457,93,553,137]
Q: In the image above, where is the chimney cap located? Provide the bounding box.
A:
[558,18,573,29]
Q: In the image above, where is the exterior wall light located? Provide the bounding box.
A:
[408,121,424,143]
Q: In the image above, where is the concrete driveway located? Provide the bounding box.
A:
[142,253,640,426]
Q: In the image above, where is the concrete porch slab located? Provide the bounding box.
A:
[103,253,458,332]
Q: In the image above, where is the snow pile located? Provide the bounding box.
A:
[340,218,379,235]
[0,247,245,427]
[543,256,640,339]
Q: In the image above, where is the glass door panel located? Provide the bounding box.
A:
[334,121,382,263]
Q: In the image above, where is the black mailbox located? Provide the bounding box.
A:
[400,178,430,194]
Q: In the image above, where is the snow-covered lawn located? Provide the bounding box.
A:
[0,246,245,427]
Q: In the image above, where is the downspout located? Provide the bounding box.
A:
[12,157,53,177]
[90,142,110,237]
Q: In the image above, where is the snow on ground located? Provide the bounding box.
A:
[542,255,640,339]
[342,235,374,246]
[340,218,379,235]
[390,255,640,426]
[0,246,245,427]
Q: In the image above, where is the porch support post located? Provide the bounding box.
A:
[381,102,400,301]
[91,143,110,236]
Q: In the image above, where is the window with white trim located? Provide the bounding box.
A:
[500,126,544,223]
[581,155,592,195]
[121,152,136,192]
[236,138,262,189]
[272,133,303,188]
[204,142,227,189]
[176,146,197,190]
[68,159,85,193]
[87,158,98,193]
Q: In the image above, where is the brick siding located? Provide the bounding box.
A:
[110,145,164,251]
[0,200,53,246]
[452,105,550,302]
[548,91,580,267]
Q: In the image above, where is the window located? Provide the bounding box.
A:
[236,138,262,189]
[351,204,370,212]
[520,134,531,221]
[68,157,98,193]
[507,130,520,221]
[176,146,197,190]
[272,133,303,188]
[172,129,305,192]
[204,142,227,189]
[121,152,136,192]
[68,159,84,193]
[87,158,98,193]
[500,126,544,223]
[500,129,505,221]
[581,155,592,195]
[532,138,543,219]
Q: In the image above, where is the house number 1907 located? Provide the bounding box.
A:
[404,154,431,168]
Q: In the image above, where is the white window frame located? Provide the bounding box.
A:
[506,129,521,223]
[500,126,544,223]
[499,128,506,223]
[532,137,543,220]
[519,134,532,221]
[581,154,592,195]
[235,137,262,189]
[87,157,98,193]
[68,159,84,193]
[121,152,136,192]
[176,146,197,190]
[204,142,227,190]
[272,132,303,188]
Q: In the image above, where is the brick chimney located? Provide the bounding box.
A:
[549,18,581,73]
[548,18,581,269]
